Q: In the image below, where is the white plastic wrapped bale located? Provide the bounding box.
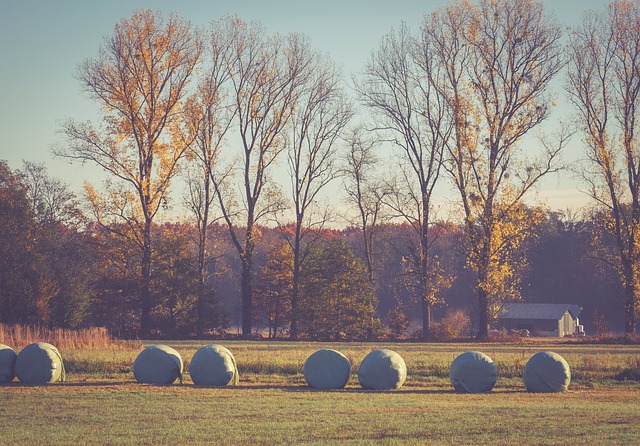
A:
[15,342,65,384]
[133,345,183,385]
[523,351,571,393]
[0,344,17,383]
[449,351,497,393]
[189,344,239,386]
[357,349,406,390]
[303,349,351,389]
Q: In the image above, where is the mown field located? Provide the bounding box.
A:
[1,340,640,445]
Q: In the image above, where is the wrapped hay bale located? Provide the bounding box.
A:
[303,349,351,389]
[524,351,571,393]
[357,349,406,390]
[133,345,183,385]
[0,344,17,383]
[189,344,239,386]
[449,351,497,393]
[15,342,65,384]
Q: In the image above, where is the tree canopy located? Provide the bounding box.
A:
[3,1,640,339]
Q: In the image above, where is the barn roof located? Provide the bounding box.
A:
[500,303,582,321]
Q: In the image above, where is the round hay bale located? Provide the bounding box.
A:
[357,349,406,390]
[133,345,183,385]
[523,351,571,393]
[303,349,351,389]
[189,344,239,386]
[0,344,17,383]
[15,342,65,384]
[449,351,497,393]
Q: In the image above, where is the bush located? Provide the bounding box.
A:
[387,305,410,339]
[430,310,471,341]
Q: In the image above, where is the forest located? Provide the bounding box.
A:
[0,159,624,338]
[2,0,640,340]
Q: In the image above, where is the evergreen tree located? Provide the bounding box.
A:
[299,239,382,340]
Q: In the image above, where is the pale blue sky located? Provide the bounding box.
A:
[0,0,610,212]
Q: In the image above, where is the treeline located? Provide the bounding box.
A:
[0,160,623,338]
[4,0,640,339]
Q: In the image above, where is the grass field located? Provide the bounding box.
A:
[2,340,640,445]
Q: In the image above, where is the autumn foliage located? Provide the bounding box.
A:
[3,1,640,340]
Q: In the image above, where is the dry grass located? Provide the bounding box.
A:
[0,323,141,351]
[3,337,640,386]
[2,340,640,444]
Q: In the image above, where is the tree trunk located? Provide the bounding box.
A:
[196,179,210,337]
[363,223,374,283]
[289,225,302,340]
[476,280,490,341]
[477,178,494,342]
[240,254,253,338]
[421,196,431,340]
[273,293,280,339]
[139,221,153,338]
[624,263,637,336]
[475,241,491,341]
[422,299,431,339]
[196,234,207,337]
[290,275,300,340]
[240,223,256,338]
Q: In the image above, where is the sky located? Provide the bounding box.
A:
[0,0,612,216]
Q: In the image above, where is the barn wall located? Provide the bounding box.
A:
[558,318,563,337]
[499,309,581,337]
[560,312,576,337]
[501,319,559,336]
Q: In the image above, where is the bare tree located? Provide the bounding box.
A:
[210,17,314,337]
[180,23,234,337]
[567,0,640,335]
[282,56,353,340]
[426,0,567,339]
[343,126,386,284]
[56,10,202,337]
[20,161,82,227]
[357,23,452,339]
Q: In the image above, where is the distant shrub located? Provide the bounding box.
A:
[486,328,530,343]
[591,309,609,339]
[387,305,410,339]
[582,334,640,344]
[430,310,471,341]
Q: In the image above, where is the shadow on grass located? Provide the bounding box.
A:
[1,381,131,387]
[283,387,525,395]
[1,381,526,394]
